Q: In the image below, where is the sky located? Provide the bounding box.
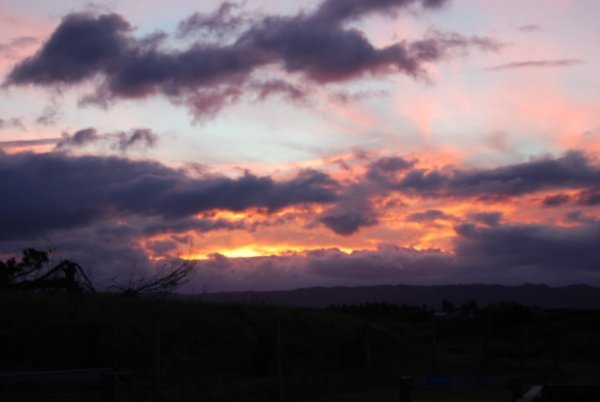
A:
[0,0,599,292]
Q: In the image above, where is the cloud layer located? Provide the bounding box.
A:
[0,148,598,289]
[3,149,597,239]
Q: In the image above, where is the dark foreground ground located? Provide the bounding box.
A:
[0,292,599,401]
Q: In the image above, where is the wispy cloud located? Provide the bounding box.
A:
[0,137,60,148]
[0,36,38,57]
[55,127,159,151]
[0,117,25,130]
[485,59,582,71]
[518,24,542,32]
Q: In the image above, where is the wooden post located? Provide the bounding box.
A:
[101,372,117,402]
[518,327,525,369]
[482,312,491,373]
[398,376,413,402]
[552,328,560,370]
[431,312,438,374]
[510,378,523,402]
[274,320,283,401]
[364,325,371,389]
[154,321,161,402]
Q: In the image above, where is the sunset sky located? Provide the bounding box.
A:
[1,0,599,292]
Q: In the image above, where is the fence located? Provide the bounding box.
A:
[0,369,121,402]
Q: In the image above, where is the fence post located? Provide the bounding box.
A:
[398,376,413,402]
[273,320,283,401]
[431,312,438,374]
[482,312,491,373]
[364,324,371,389]
[552,328,560,370]
[101,372,117,402]
[510,378,523,402]
[154,321,161,402]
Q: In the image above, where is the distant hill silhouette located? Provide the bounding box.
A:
[199,283,600,309]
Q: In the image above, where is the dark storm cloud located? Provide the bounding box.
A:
[315,155,417,235]
[454,221,600,272]
[564,211,598,225]
[305,245,450,282]
[238,13,500,84]
[4,0,502,117]
[5,14,131,85]
[576,188,600,206]
[366,155,415,184]
[397,151,600,198]
[540,188,600,208]
[249,79,306,102]
[55,127,100,148]
[313,0,447,23]
[0,152,339,240]
[406,209,453,222]
[161,169,339,218]
[466,211,502,226]
[542,193,571,207]
[485,59,582,72]
[141,217,248,237]
[319,204,379,235]
[114,128,158,151]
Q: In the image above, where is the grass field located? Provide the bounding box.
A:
[1,292,598,401]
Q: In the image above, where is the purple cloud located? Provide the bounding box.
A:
[397,151,600,198]
[4,0,502,118]
[55,127,159,151]
[0,151,339,240]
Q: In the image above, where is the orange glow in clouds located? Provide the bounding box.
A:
[182,245,360,260]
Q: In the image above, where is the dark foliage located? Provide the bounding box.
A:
[0,248,194,296]
[0,248,95,293]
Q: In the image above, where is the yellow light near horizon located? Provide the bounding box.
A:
[181,245,361,260]
[183,246,290,260]
[220,247,265,258]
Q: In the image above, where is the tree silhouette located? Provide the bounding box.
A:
[0,248,95,293]
[113,259,196,297]
[0,248,195,296]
